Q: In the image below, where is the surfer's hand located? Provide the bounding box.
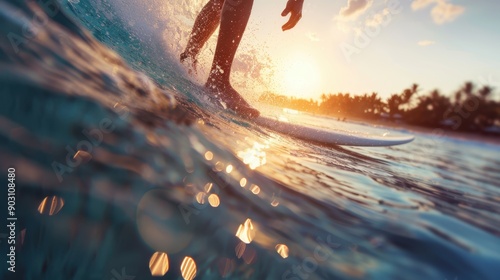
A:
[281,0,304,31]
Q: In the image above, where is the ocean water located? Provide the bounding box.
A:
[1,1,499,279]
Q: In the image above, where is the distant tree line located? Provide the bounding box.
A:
[258,82,500,133]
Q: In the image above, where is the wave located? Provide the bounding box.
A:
[1,1,499,279]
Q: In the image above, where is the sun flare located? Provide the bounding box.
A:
[277,53,321,98]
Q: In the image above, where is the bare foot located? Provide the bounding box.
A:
[205,82,260,119]
[180,51,198,75]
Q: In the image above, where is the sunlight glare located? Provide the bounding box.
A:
[277,53,321,98]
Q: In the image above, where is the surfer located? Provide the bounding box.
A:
[180,0,304,118]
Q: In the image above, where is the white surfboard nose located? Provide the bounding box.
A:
[254,116,415,147]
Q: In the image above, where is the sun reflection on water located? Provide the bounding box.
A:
[195,192,207,204]
[180,256,197,280]
[204,151,213,160]
[237,142,268,170]
[218,258,235,278]
[214,161,224,171]
[235,241,246,259]
[240,177,247,187]
[275,244,289,258]
[73,150,92,163]
[242,246,256,264]
[208,194,220,207]
[236,218,256,244]
[250,184,261,195]
[149,252,169,276]
[37,196,64,215]
[204,182,213,193]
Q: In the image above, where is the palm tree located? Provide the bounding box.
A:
[369,92,384,116]
[405,89,452,127]
[401,83,419,110]
[478,85,492,99]
[387,94,402,117]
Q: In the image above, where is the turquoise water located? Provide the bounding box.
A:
[0,1,499,279]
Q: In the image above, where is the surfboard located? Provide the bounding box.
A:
[254,115,415,147]
[179,89,414,147]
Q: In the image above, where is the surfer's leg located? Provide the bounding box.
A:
[208,0,253,86]
[180,0,224,62]
[205,0,260,118]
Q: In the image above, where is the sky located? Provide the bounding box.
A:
[235,0,500,100]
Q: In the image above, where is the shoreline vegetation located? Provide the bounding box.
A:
[259,82,500,140]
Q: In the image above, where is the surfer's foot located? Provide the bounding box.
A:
[180,48,196,62]
[180,49,198,74]
[205,81,260,119]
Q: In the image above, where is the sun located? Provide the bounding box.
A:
[277,53,321,98]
